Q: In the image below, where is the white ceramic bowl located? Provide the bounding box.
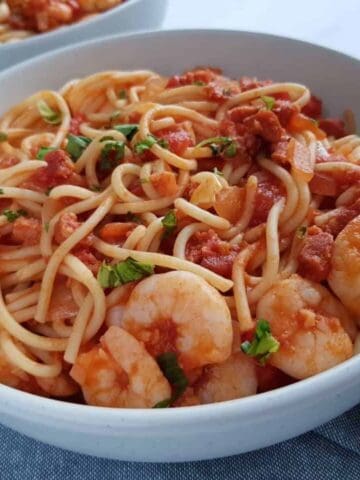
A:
[0,0,168,71]
[0,30,360,462]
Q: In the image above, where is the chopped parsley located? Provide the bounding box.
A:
[134,135,168,154]
[99,140,125,172]
[66,135,92,161]
[261,96,275,111]
[37,100,62,125]
[113,124,139,141]
[0,189,4,194]
[97,257,154,288]
[0,132,8,142]
[193,81,206,86]
[161,210,177,238]
[3,209,28,223]
[36,146,57,160]
[241,319,280,365]
[154,352,189,408]
[44,221,50,232]
[196,136,237,157]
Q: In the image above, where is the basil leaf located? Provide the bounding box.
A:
[241,319,280,365]
[37,100,61,125]
[97,257,154,288]
[97,263,121,288]
[0,132,8,142]
[196,136,236,157]
[3,209,28,223]
[113,124,139,141]
[66,134,91,161]
[261,96,275,111]
[134,135,158,154]
[36,147,57,160]
[99,140,125,172]
[114,257,154,284]
[161,210,177,238]
[155,352,189,408]
[134,135,168,154]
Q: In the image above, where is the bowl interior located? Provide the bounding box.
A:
[1,29,360,118]
[0,30,360,461]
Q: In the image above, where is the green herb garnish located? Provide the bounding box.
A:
[154,352,189,408]
[161,210,177,238]
[36,147,57,160]
[0,188,4,194]
[134,135,168,154]
[241,319,280,365]
[3,209,28,223]
[44,222,50,232]
[0,132,8,142]
[99,140,125,172]
[196,136,237,158]
[113,124,139,141]
[37,100,61,125]
[261,96,275,111]
[97,257,154,288]
[193,81,206,86]
[66,134,91,161]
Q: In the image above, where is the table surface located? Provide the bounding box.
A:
[164,0,359,59]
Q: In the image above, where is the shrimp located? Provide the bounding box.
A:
[256,274,354,380]
[36,372,79,397]
[70,326,171,408]
[78,0,123,12]
[178,323,256,405]
[120,271,233,371]
[0,345,43,395]
[192,352,257,404]
[329,214,360,321]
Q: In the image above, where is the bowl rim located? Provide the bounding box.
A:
[0,0,146,51]
[0,28,359,424]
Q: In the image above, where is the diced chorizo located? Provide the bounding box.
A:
[98,222,137,244]
[301,95,322,119]
[297,225,333,282]
[250,171,285,227]
[73,248,101,274]
[322,199,360,237]
[54,212,93,246]
[228,105,258,122]
[156,126,194,155]
[12,217,41,246]
[243,110,284,142]
[318,118,346,139]
[186,229,240,278]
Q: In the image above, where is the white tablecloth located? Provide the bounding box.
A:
[163,0,359,59]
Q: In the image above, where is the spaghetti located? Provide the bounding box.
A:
[0,67,359,407]
[0,0,125,44]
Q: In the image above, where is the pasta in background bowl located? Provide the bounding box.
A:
[0,30,359,462]
[0,0,168,70]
